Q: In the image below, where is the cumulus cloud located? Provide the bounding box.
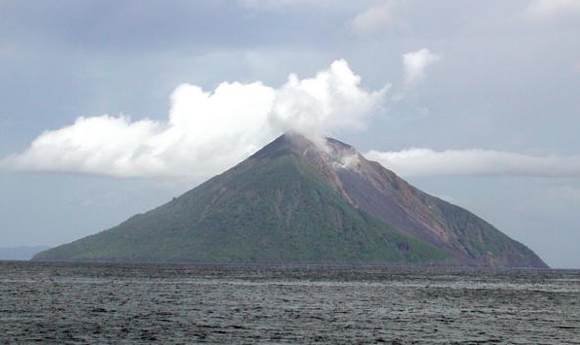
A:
[350,1,395,35]
[402,49,440,87]
[366,148,580,177]
[1,60,388,179]
[526,0,580,19]
[270,60,389,139]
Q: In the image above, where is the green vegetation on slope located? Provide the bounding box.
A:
[34,153,448,264]
[431,199,546,267]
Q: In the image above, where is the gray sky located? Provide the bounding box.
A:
[1,0,579,268]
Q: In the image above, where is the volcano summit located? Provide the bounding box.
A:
[34,133,547,268]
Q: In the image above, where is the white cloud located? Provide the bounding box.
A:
[402,48,440,87]
[1,60,388,179]
[366,148,580,177]
[350,1,395,35]
[270,60,389,139]
[526,0,580,19]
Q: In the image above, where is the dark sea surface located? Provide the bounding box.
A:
[1,261,579,344]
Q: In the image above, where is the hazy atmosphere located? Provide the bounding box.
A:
[1,0,579,268]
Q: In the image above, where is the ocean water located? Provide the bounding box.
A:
[1,261,579,344]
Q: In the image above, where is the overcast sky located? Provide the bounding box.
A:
[1,0,579,268]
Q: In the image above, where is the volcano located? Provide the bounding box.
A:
[33,133,547,268]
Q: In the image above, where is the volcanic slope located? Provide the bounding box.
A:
[34,133,547,268]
